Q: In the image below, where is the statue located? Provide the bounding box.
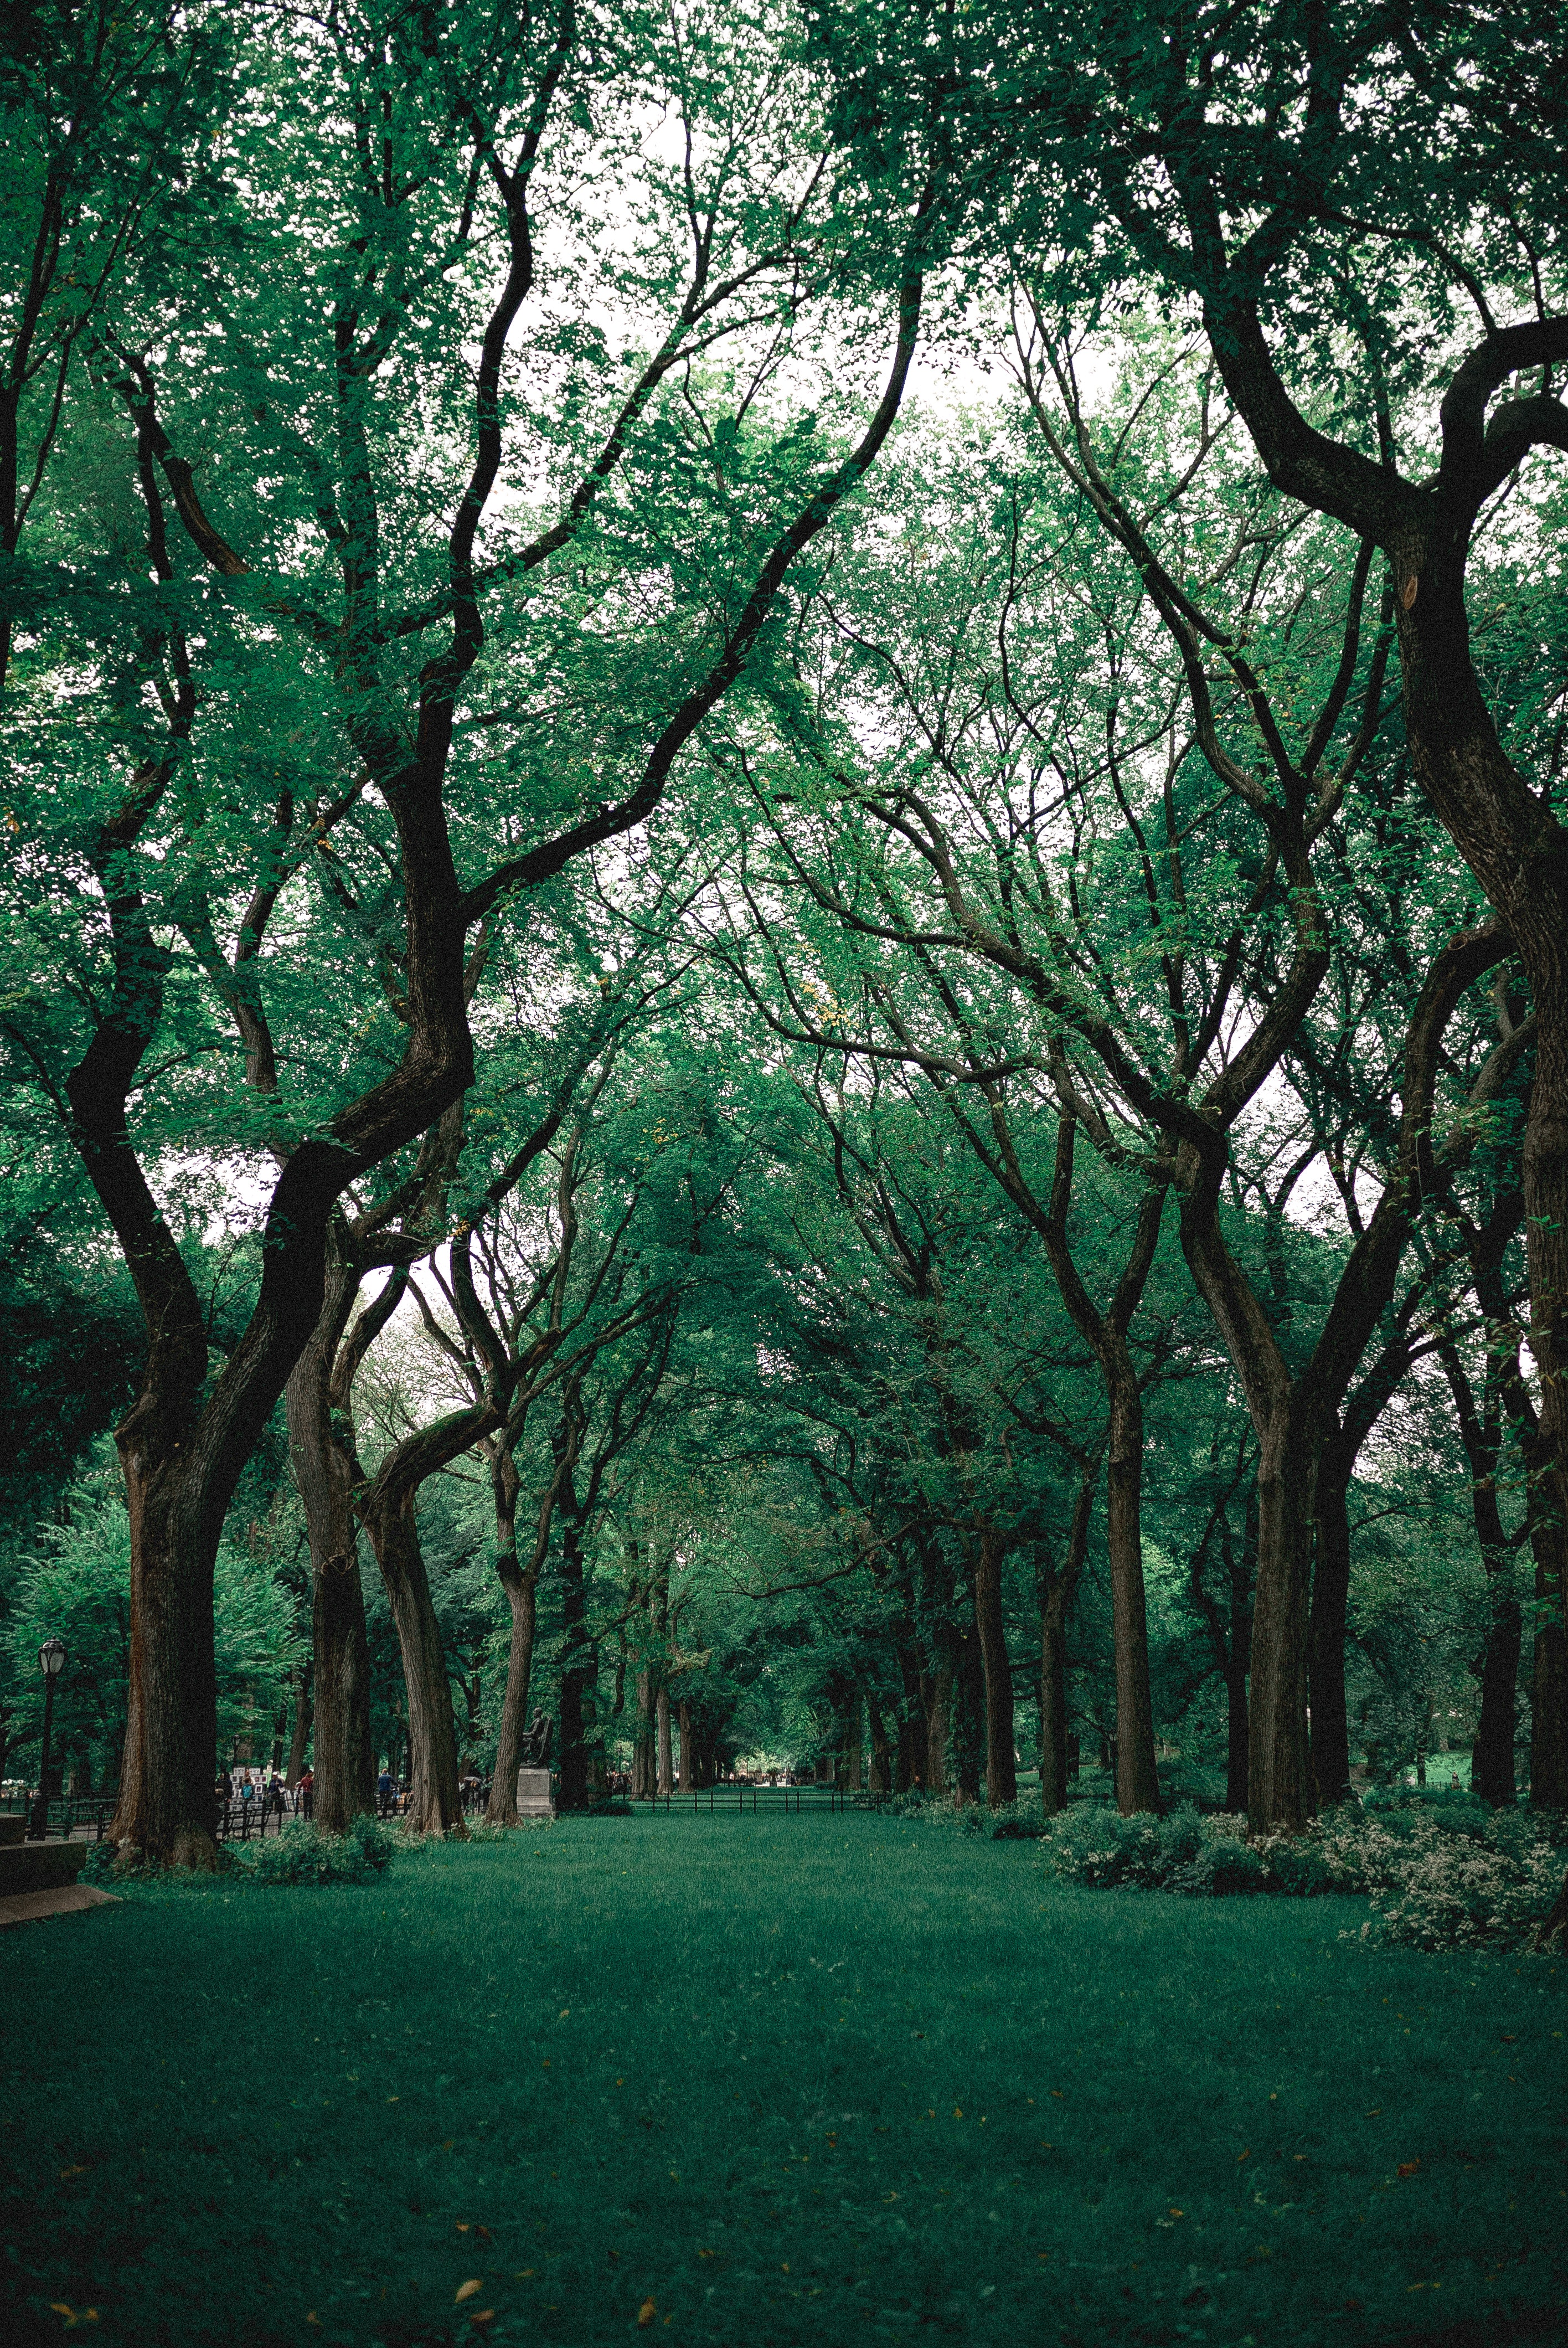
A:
[520,1709,554,1768]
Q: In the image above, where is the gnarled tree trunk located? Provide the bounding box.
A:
[361,1488,465,1836]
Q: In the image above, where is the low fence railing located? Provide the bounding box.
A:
[2,1780,871,1838]
[640,1784,850,1814]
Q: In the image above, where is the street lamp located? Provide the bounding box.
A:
[27,1637,66,1842]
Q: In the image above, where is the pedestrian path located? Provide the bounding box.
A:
[0,1883,118,1929]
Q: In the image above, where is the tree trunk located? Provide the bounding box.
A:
[1105,1371,1158,1814]
[656,1682,673,1798]
[285,1663,312,1790]
[285,1245,375,1835]
[1531,1602,1568,1809]
[632,1668,657,1798]
[561,1484,605,1813]
[865,1685,892,1793]
[1474,1591,1522,1806]
[1179,1171,1321,1835]
[109,1435,221,1869]
[486,1455,537,1826]
[362,1489,465,1836]
[1029,1125,1164,1816]
[925,1662,952,1797]
[973,1528,1017,1807]
[1309,1442,1353,1809]
[1039,1590,1069,1817]
[1221,1661,1249,1816]
[1246,1409,1319,1833]
[1037,1459,1098,1817]
[893,1613,929,1791]
[952,1628,984,1805]
[839,1684,863,1791]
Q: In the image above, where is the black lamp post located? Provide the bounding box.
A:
[26,1636,66,1841]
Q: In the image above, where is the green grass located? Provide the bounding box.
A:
[3,1813,1566,2347]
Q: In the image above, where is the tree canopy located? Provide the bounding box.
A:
[1,0,1564,1867]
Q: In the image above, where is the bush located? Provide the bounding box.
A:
[1039,1805,1168,1887]
[1168,1835,1267,1898]
[235,1816,396,1886]
[79,1837,119,1887]
[1036,1792,1568,1953]
[1347,1811,1566,1953]
[891,1791,1050,1837]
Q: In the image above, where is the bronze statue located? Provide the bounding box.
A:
[520,1709,554,1768]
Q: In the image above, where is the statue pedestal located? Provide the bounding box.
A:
[516,1767,554,1819]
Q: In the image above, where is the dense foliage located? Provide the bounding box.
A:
[1,0,1565,1912]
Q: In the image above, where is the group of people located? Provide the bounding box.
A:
[214,1767,313,1832]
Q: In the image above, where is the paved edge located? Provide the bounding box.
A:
[0,1882,120,1929]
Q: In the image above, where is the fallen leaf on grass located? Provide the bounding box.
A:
[59,2165,87,2180]
[468,2313,495,2327]
[455,2279,483,2303]
[637,2299,657,2326]
[1397,2161,1421,2180]
[1237,2149,1250,2164]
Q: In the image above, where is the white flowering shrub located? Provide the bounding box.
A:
[1038,1796,1568,1952]
[1349,1811,1567,1953]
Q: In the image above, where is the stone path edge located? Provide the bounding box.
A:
[0,1883,121,1929]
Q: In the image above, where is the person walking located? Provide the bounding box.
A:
[298,1766,314,1820]
[377,1767,393,1819]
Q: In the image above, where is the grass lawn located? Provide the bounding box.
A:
[3,1811,1565,2347]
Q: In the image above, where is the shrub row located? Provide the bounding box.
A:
[865,1788,1567,1953]
[81,1814,398,1888]
[1036,1800,1568,1953]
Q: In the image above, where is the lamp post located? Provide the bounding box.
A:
[27,1637,66,1841]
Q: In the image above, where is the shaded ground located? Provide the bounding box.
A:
[2,1811,1565,2346]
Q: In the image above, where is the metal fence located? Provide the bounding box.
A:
[0,1789,316,1842]
[641,1784,852,1814]
[0,1793,116,1840]
[1,1780,865,1838]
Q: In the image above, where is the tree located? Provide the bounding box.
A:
[2,0,941,1861]
[912,0,1568,1804]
